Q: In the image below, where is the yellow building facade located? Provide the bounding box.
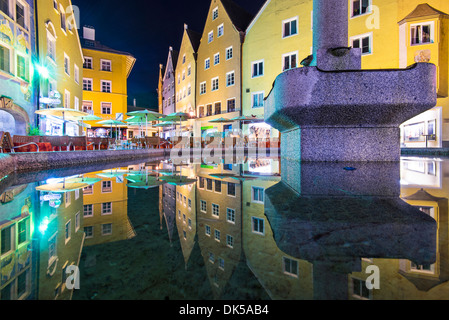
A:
[80,26,136,138]
[36,0,84,136]
[194,0,253,140]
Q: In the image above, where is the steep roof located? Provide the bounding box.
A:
[221,0,255,32]
[81,38,134,58]
[399,3,449,24]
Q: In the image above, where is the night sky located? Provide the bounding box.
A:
[71,0,266,110]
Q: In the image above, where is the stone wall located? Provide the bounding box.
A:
[0,149,168,178]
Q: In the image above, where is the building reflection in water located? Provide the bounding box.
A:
[1,156,449,300]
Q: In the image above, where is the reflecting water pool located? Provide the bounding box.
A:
[0,155,448,300]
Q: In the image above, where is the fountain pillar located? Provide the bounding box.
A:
[265,0,437,163]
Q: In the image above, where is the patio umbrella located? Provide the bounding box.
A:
[209,117,233,123]
[126,110,165,137]
[36,175,101,192]
[126,174,165,189]
[163,112,191,136]
[97,120,127,139]
[159,175,197,186]
[35,108,89,135]
[97,169,128,179]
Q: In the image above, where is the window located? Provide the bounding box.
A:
[206,178,213,191]
[83,57,93,69]
[60,5,66,31]
[199,177,205,189]
[212,7,218,20]
[283,52,297,71]
[102,202,112,215]
[18,218,28,245]
[182,70,185,80]
[205,225,211,236]
[252,217,265,235]
[75,212,80,232]
[83,78,93,91]
[226,208,235,223]
[212,77,219,91]
[214,102,221,115]
[1,225,13,255]
[219,258,225,270]
[102,180,112,193]
[410,261,435,274]
[0,44,11,73]
[187,84,191,96]
[65,220,71,243]
[101,80,112,93]
[226,71,235,87]
[83,101,93,115]
[252,186,265,203]
[215,180,222,193]
[352,278,371,299]
[198,106,205,118]
[252,92,264,108]
[83,185,93,194]
[214,53,220,65]
[217,24,224,37]
[214,229,221,242]
[48,234,57,261]
[74,65,79,84]
[283,257,299,277]
[283,17,298,38]
[187,64,191,76]
[226,46,233,60]
[352,0,371,17]
[84,204,93,217]
[200,200,207,213]
[0,0,10,17]
[47,34,56,62]
[84,226,93,238]
[16,1,26,29]
[207,104,213,116]
[74,97,79,111]
[411,23,433,45]
[227,182,236,196]
[208,31,214,43]
[16,54,28,81]
[102,223,112,235]
[212,204,220,217]
[101,102,112,115]
[226,235,234,248]
[205,58,210,70]
[252,60,264,78]
[64,54,70,75]
[64,90,70,109]
[209,253,215,263]
[101,59,111,71]
[351,34,372,55]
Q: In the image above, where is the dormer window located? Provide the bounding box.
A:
[212,7,218,20]
[411,22,433,45]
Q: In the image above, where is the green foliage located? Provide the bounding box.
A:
[27,125,43,136]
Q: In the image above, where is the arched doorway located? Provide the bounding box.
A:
[0,97,31,136]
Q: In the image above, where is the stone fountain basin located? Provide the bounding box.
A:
[265,63,437,132]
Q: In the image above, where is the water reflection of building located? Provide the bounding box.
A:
[160,162,177,243]
[37,186,84,300]
[241,159,314,300]
[82,170,134,246]
[0,184,36,300]
[175,164,197,266]
[195,161,243,298]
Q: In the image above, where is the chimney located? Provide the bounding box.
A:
[83,26,95,41]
